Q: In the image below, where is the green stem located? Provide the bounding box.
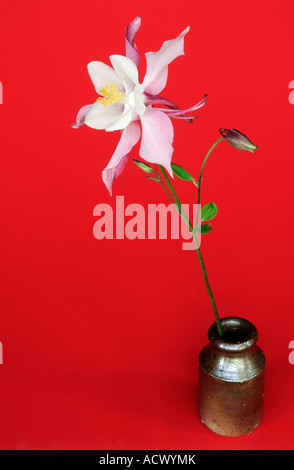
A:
[194,243,223,336]
[160,181,175,206]
[158,165,193,231]
[154,165,177,210]
[194,136,224,336]
[195,136,224,232]
[198,136,224,205]
[157,137,224,337]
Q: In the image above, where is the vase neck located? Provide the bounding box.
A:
[208,317,258,353]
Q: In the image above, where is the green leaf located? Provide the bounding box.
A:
[201,202,218,221]
[171,163,197,184]
[200,223,212,234]
[147,176,160,183]
[133,160,154,174]
[193,223,212,235]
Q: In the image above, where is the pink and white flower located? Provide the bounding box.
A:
[72,16,206,195]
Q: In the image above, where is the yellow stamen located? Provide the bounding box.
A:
[97,83,125,106]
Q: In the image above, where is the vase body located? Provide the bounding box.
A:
[198,317,265,437]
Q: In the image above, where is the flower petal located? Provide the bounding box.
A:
[152,94,207,118]
[103,154,129,197]
[84,101,124,130]
[87,61,122,93]
[139,106,174,176]
[125,16,141,67]
[144,93,193,123]
[142,27,189,95]
[105,104,133,132]
[110,55,139,92]
[102,121,141,195]
[72,104,93,128]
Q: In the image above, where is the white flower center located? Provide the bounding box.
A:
[127,83,146,115]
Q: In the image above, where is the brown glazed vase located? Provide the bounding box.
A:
[198,317,265,437]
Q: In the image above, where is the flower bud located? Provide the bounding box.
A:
[219,128,259,153]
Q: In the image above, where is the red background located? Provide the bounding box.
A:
[1,0,294,450]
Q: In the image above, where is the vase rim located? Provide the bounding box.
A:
[208,316,258,353]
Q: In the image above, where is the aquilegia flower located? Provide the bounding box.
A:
[72,16,207,195]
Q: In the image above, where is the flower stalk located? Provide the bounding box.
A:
[156,138,225,337]
[158,166,193,232]
[193,137,225,336]
[194,244,223,337]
